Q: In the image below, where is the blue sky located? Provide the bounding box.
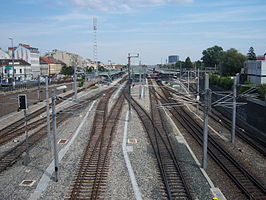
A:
[0,0,266,64]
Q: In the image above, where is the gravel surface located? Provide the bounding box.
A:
[0,100,97,199]
[154,82,213,200]
[174,83,265,200]
[3,79,263,200]
[186,98,266,187]
[106,83,163,199]
[0,85,106,199]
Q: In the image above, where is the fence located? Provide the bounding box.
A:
[0,79,73,93]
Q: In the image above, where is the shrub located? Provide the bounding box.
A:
[78,80,84,87]
[258,84,266,100]
[89,86,98,90]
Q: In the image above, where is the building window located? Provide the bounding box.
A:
[14,69,16,73]
[20,69,22,73]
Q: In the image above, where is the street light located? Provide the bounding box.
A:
[51,85,67,182]
[9,38,15,84]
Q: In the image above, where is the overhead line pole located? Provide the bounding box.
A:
[52,90,59,182]
[196,68,200,114]
[231,76,237,143]
[45,76,51,151]
[187,70,190,92]
[127,53,139,119]
[74,64,77,100]
[128,54,132,119]
[202,73,210,169]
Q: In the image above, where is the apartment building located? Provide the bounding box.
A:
[12,43,40,78]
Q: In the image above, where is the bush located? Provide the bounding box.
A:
[258,84,266,100]
[89,86,98,90]
[78,80,84,87]
[209,73,219,85]
[210,73,233,90]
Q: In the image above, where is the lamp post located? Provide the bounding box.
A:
[51,85,67,182]
[9,38,15,84]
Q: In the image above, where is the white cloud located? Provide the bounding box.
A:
[69,0,193,12]
[47,12,92,22]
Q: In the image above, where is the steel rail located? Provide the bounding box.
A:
[166,84,266,157]
[124,80,193,200]
[157,82,266,200]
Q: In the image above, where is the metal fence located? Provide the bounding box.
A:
[0,79,73,93]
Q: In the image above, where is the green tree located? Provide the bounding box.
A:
[220,48,246,76]
[201,45,223,68]
[98,66,107,72]
[184,57,193,68]
[60,66,74,75]
[174,61,184,69]
[87,66,94,72]
[194,60,202,68]
[247,47,256,60]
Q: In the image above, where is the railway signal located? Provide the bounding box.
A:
[18,94,30,165]
[18,94,27,110]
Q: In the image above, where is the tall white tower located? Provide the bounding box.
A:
[93,17,98,66]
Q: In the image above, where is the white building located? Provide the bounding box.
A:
[244,58,266,84]
[0,59,32,81]
[12,44,40,78]
[0,48,10,59]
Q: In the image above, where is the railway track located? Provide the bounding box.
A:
[0,92,103,173]
[0,78,127,174]
[125,80,193,199]
[0,83,96,147]
[167,83,266,157]
[66,85,125,199]
[156,81,266,200]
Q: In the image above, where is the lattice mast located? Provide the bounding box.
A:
[93,17,98,75]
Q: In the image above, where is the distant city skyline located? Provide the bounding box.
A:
[0,0,265,64]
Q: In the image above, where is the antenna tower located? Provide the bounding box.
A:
[93,17,98,65]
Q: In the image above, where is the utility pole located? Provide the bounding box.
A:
[128,54,132,117]
[187,70,190,92]
[71,55,77,101]
[24,109,30,165]
[139,60,142,99]
[52,90,59,182]
[37,75,41,101]
[45,77,51,151]
[202,73,210,169]
[143,65,146,98]
[74,65,77,100]
[18,94,30,165]
[128,53,139,118]
[196,68,200,114]
[179,62,182,80]
[231,76,237,143]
